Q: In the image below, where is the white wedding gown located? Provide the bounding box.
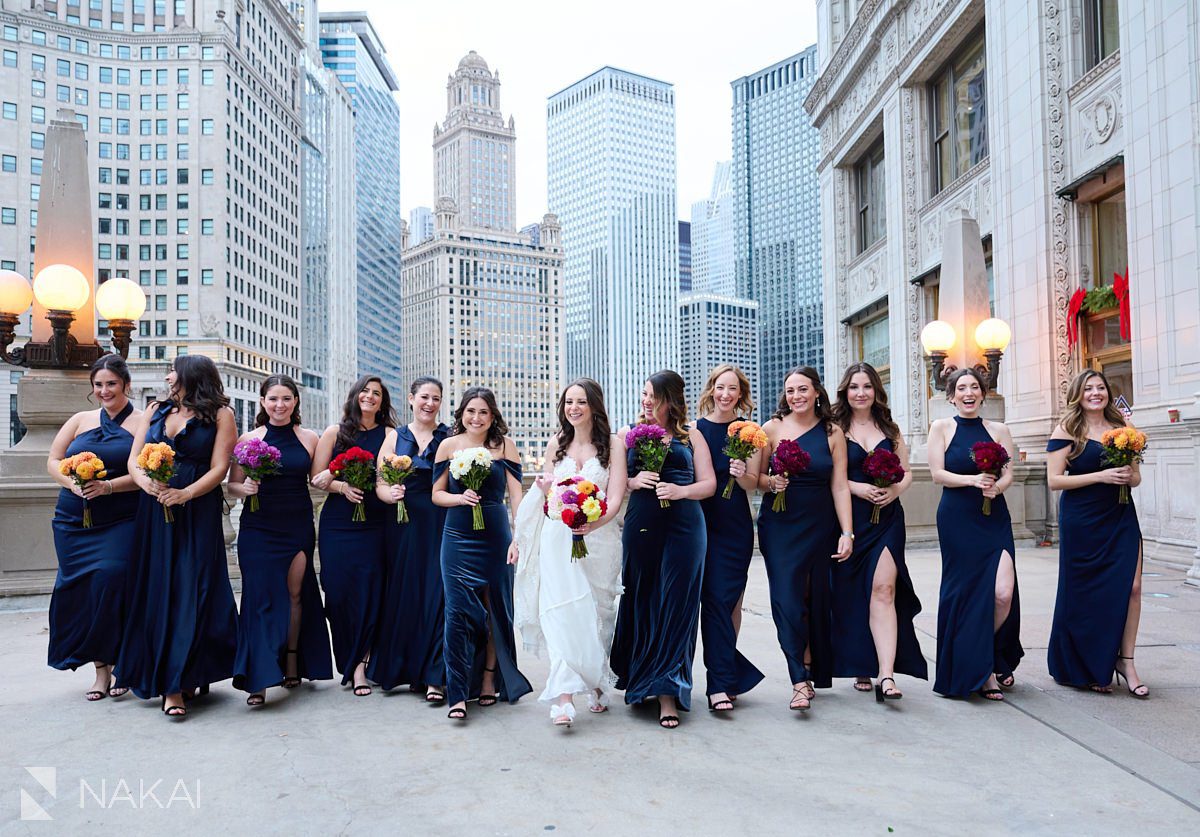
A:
[514,455,623,704]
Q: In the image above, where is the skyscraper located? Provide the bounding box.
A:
[690,161,736,297]
[409,206,434,245]
[319,12,403,391]
[678,221,692,294]
[732,46,823,397]
[678,294,759,412]
[548,67,679,425]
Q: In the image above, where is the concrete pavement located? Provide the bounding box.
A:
[1,546,1198,835]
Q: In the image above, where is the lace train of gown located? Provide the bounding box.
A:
[515,455,623,704]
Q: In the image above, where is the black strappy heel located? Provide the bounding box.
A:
[86,663,110,702]
[478,666,498,706]
[281,649,301,689]
[875,677,902,703]
[1114,656,1149,698]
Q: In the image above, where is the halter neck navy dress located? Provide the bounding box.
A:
[436,454,531,706]
[48,402,138,670]
[831,438,927,681]
[233,423,333,693]
[756,423,837,688]
[318,424,388,685]
[1047,437,1141,686]
[933,415,1022,696]
[116,404,238,698]
[696,418,764,698]
[611,435,706,711]
[369,423,450,690]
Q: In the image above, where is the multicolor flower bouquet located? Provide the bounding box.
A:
[861,447,905,524]
[544,476,609,561]
[626,423,672,507]
[329,446,375,522]
[60,451,107,528]
[722,421,767,499]
[969,441,1010,516]
[137,441,177,523]
[380,453,415,523]
[768,439,811,513]
[232,437,281,513]
[1100,426,1147,504]
[449,446,493,530]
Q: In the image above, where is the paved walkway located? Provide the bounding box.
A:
[1,547,1197,834]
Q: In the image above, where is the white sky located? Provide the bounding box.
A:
[321,0,818,226]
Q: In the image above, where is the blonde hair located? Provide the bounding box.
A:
[696,364,755,418]
[1058,370,1126,458]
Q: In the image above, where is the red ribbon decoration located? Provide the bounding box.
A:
[1066,287,1086,349]
[1113,269,1131,341]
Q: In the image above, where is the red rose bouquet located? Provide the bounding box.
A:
[768,439,811,513]
[861,447,905,524]
[544,476,609,561]
[969,441,1010,516]
[329,446,376,522]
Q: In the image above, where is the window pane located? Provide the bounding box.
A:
[1095,192,1127,288]
[953,41,988,177]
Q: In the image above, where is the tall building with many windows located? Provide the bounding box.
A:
[318,12,402,390]
[690,160,736,298]
[678,220,692,294]
[548,67,679,425]
[0,0,306,436]
[732,46,822,397]
[678,293,759,413]
[409,205,434,245]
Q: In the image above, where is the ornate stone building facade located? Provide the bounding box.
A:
[807,0,1200,574]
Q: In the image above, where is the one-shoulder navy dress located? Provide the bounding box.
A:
[757,424,837,688]
[933,416,1022,696]
[696,418,764,698]
[831,438,927,681]
[369,423,450,690]
[611,436,707,710]
[318,425,388,685]
[1047,438,1141,686]
[117,405,238,698]
[437,455,532,706]
[233,423,333,693]
[48,402,138,671]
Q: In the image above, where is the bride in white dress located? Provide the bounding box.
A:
[514,379,627,727]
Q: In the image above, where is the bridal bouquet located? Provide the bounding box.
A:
[329,446,376,522]
[60,451,107,528]
[544,476,608,561]
[450,446,493,530]
[969,441,1010,516]
[379,453,415,523]
[137,441,177,523]
[232,437,281,513]
[722,420,767,499]
[861,447,905,524]
[768,439,811,513]
[626,423,672,507]
[1100,426,1146,504]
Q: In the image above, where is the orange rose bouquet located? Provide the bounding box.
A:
[379,453,415,523]
[722,421,767,499]
[1100,426,1147,504]
[137,441,177,523]
[60,451,108,528]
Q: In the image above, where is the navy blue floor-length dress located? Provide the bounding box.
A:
[696,418,764,698]
[757,424,838,689]
[48,402,138,670]
[117,405,238,698]
[233,423,333,693]
[369,424,450,690]
[318,425,388,685]
[831,438,927,681]
[438,456,532,706]
[933,416,1023,697]
[1047,438,1141,686]
[611,436,707,710]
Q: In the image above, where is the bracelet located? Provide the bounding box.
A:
[105,481,113,495]
[841,531,855,540]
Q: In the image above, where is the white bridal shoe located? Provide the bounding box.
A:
[586,690,610,714]
[550,703,576,727]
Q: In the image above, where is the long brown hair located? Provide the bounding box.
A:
[696,364,755,418]
[164,355,229,425]
[641,370,690,446]
[832,362,900,444]
[771,365,833,434]
[553,378,612,469]
[336,375,396,451]
[255,374,302,427]
[451,386,508,451]
[1058,370,1126,458]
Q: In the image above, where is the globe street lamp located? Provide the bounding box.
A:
[920,316,1012,393]
[920,319,956,392]
[95,277,148,360]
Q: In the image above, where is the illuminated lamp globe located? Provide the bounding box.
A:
[974,318,1012,352]
[96,277,147,321]
[0,269,33,315]
[33,264,90,312]
[920,320,956,355]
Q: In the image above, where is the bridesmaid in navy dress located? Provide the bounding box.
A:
[310,375,396,697]
[46,355,141,701]
[694,364,764,712]
[117,355,238,718]
[371,376,450,702]
[929,367,1021,701]
[229,375,332,706]
[830,362,927,702]
[611,370,717,729]
[1047,370,1147,697]
[433,387,531,721]
[757,366,854,711]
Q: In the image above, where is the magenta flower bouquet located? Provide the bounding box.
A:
[233,437,282,513]
[626,423,672,508]
[768,439,811,513]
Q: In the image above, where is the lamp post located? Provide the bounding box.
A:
[95,277,148,359]
[920,316,1012,393]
